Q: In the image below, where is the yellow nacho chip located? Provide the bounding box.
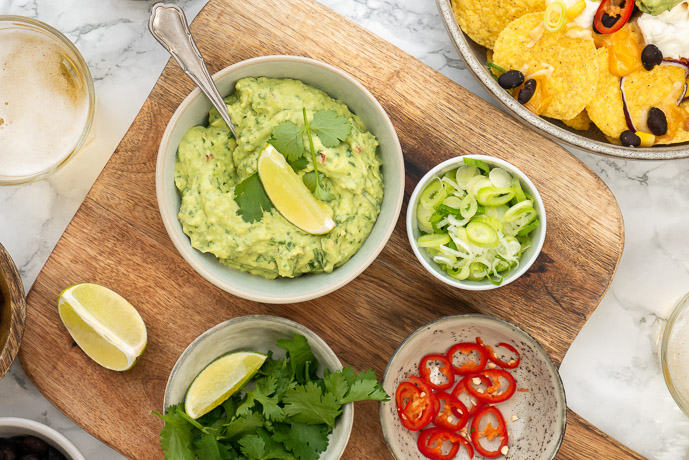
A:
[493,13,598,120]
[452,0,546,49]
[586,47,627,139]
[561,110,592,131]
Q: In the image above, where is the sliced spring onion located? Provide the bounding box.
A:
[467,175,493,198]
[472,215,504,233]
[456,165,480,189]
[510,176,527,202]
[489,167,513,189]
[416,204,434,234]
[418,233,451,248]
[463,157,491,173]
[544,0,567,33]
[466,221,500,248]
[477,186,515,206]
[517,219,540,236]
[419,179,447,209]
[443,195,463,209]
[504,200,534,222]
[460,194,478,219]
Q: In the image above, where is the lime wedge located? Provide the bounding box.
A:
[184,351,267,419]
[257,144,335,235]
[57,283,147,371]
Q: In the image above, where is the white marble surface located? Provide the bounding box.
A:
[0,0,687,458]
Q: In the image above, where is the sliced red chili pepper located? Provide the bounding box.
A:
[477,338,521,369]
[395,376,438,431]
[593,0,635,34]
[419,354,455,390]
[470,405,508,458]
[451,376,485,417]
[433,392,469,431]
[465,369,516,403]
[417,427,474,460]
[446,342,488,375]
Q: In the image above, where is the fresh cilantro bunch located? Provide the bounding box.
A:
[154,334,388,460]
[233,109,351,223]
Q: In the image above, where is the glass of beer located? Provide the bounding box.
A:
[0,16,95,185]
[659,291,689,416]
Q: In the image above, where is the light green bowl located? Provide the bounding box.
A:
[156,55,404,303]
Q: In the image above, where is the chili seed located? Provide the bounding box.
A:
[647,107,668,136]
[620,130,641,147]
[498,70,525,89]
[601,13,619,28]
[517,79,537,104]
[641,44,663,71]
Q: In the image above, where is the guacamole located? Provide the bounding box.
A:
[174,77,384,279]
[636,0,683,15]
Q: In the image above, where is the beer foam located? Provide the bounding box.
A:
[0,27,91,178]
[668,303,689,402]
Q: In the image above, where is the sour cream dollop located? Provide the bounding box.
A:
[638,1,689,59]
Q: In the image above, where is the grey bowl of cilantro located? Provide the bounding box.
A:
[157,315,388,460]
[156,55,405,304]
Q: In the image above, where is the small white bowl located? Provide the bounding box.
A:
[0,417,85,460]
[406,154,546,290]
[164,315,353,460]
[380,315,566,460]
[156,55,404,303]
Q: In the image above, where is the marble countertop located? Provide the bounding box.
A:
[1,0,688,458]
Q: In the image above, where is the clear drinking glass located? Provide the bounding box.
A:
[659,291,689,416]
[0,16,95,185]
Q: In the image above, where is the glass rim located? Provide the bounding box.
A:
[0,15,96,185]
[660,291,689,417]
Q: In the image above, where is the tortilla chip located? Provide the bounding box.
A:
[452,0,545,49]
[562,110,592,131]
[586,48,627,139]
[493,13,598,120]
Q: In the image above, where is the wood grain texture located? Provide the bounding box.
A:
[18,0,639,458]
[0,242,26,380]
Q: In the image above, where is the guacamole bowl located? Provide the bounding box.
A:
[156,55,404,303]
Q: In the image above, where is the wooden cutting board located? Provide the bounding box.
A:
[19,0,640,458]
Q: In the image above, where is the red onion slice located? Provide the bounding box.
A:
[620,76,636,132]
[662,59,689,78]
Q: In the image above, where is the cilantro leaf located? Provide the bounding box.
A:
[277,334,318,383]
[153,405,196,460]
[196,432,230,460]
[313,184,335,202]
[282,381,341,427]
[236,375,285,422]
[223,412,265,440]
[288,156,309,172]
[323,370,348,403]
[310,110,351,148]
[239,434,266,459]
[234,173,274,223]
[340,373,389,404]
[270,120,304,163]
[272,422,330,460]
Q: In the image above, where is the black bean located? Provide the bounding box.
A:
[647,107,668,136]
[48,447,67,460]
[641,44,663,71]
[518,79,537,104]
[620,130,641,147]
[0,448,17,460]
[498,70,525,89]
[21,437,47,456]
[601,13,619,28]
[19,454,40,460]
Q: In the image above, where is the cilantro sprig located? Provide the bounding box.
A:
[154,334,388,460]
[270,109,351,202]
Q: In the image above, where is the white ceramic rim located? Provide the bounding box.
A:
[406,154,547,290]
[435,0,689,160]
[379,313,568,460]
[163,315,353,460]
[156,55,404,303]
[0,417,86,460]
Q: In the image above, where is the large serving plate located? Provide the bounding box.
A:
[19,0,639,458]
[436,0,689,160]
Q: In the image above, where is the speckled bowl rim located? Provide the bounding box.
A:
[156,55,405,304]
[164,315,353,460]
[380,314,567,460]
[0,417,86,460]
[406,154,546,290]
[435,0,689,160]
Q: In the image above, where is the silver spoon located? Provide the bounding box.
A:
[148,3,237,138]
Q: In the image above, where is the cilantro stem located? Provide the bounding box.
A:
[303,108,322,193]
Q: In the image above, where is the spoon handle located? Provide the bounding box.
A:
[148,3,237,138]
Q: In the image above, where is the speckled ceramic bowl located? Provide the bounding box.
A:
[0,417,85,460]
[164,315,353,460]
[381,315,566,459]
[407,154,546,290]
[436,0,689,160]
